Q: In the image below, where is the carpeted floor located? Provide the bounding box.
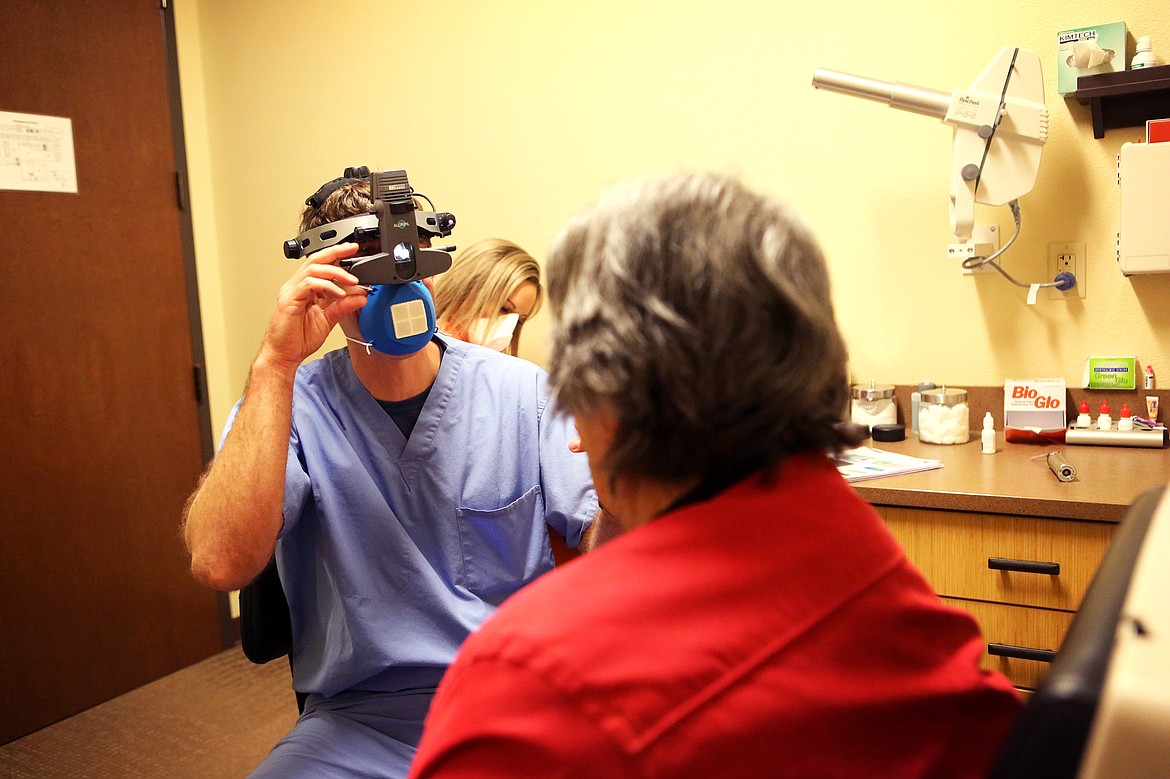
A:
[0,647,299,778]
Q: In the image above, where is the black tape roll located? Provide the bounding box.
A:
[872,423,906,442]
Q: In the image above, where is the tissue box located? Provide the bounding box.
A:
[1058,21,1127,95]
[1005,378,1067,442]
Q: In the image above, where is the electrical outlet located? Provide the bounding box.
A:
[1047,242,1086,299]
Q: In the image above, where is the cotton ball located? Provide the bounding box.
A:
[919,402,970,444]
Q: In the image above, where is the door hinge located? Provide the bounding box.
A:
[175,169,188,211]
[160,0,169,9]
[193,364,206,405]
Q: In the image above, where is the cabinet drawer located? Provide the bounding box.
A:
[878,507,1114,611]
[944,597,1073,691]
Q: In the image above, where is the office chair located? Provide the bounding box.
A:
[988,484,1170,779]
[239,558,306,713]
[240,525,574,716]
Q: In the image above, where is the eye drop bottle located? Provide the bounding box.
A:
[1117,403,1134,432]
[1097,401,1112,431]
[981,412,996,454]
[1076,400,1092,429]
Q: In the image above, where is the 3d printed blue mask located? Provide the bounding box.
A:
[352,280,437,356]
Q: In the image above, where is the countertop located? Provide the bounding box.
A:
[850,433,1170,522]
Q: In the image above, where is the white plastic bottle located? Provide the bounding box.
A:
[1132,36,1157,69]
[981,412,996,454]
[1097,401,1113,431]
[1117,403,1134,432]
[1076,400,1092,429]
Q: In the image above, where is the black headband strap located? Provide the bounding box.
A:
[305,165,372,209]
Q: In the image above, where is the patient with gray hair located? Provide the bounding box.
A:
[408,171,1020,779]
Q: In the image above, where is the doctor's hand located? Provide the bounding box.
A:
[257,243,369,374]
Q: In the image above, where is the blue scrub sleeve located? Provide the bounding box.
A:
[281,421,312,537]
[536,387,598,548]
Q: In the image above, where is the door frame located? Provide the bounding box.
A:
[160,0,233,647]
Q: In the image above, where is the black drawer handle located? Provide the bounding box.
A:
[988,557,1060,575]
[987,643,1057,663]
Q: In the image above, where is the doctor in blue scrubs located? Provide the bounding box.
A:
[182,172,601,779]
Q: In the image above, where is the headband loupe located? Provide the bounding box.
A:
[283,168,456,355]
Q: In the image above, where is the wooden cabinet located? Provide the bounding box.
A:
[850,425,1170,692]
[949,599,1072,690]
[876,506,1115,691]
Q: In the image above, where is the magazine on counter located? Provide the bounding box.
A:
[833,446,943,483]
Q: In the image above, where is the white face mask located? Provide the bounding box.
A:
[467,313,520,352]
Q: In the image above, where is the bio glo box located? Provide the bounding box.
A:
[1004,378,1067,431]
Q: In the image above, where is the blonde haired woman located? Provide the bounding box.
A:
[434,238,542,355]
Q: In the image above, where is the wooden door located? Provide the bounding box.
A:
[0,0,223,743]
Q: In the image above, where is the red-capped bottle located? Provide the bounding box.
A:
[1097,401,1113,431]
[1118,402,1134,432]
[1076,400,1092,428]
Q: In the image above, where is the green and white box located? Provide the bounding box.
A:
[1058,21,1127,95]
[1083,356,1138,390]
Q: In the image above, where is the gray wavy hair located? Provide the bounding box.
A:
[546,171,859,489]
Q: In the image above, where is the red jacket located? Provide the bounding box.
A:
[410,453,1020,778]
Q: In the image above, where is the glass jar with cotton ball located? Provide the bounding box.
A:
[918,387,970,444]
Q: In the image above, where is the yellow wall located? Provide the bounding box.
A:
[175,0,1170,436]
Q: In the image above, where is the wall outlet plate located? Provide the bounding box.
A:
[1047,242,1087,299]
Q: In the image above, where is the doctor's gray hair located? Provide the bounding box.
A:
[546,171,858,489]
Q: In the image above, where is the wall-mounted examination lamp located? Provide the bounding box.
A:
[813,48,1071,297]
[813,47,1047,243]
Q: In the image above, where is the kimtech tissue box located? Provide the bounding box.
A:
[1058,21,1127,95]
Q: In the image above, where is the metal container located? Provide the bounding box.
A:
[851,382,897,432]
[918,387,970,444]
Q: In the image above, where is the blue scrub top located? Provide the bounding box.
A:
[226,335,597,697]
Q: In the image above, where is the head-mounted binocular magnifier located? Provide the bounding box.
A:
[282,166,456,286]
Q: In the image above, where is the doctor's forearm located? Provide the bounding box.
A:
[183,356,296,591]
